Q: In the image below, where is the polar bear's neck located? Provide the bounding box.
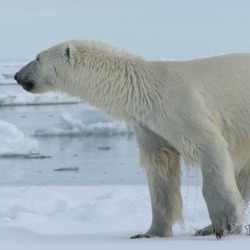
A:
[65,51,161,123]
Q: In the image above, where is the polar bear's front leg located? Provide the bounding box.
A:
[200,135,244,238]
[131,126,182,238]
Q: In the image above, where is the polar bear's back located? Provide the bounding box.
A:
[152,53,250,83]
[150,54,250,157]
[151,53,250,107]
[178,53,250,111]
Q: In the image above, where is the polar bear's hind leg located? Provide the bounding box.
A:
[195,158,250,236]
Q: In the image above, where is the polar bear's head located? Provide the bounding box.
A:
[15,40,137,96]
[14,41,80,94]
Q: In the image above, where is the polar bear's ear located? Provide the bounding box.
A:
[65,47,71,60]
[64,44,75,63]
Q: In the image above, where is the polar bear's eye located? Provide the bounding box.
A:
[36,55,40,61]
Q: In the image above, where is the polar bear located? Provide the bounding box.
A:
[15,40,250,239]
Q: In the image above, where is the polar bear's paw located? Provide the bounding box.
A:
[195,224,242,237]
[130,233,158,239]
[203,185,244,239]
[195,225,213,236]
[195,225,226,239]
[210,205,243,239]
[131,227,173,239]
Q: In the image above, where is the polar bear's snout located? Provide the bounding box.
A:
[14,60,37,92]
[14,72,34,92]
[15,73,34,92]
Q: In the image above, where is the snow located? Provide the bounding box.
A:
[0,185,249,250]
[0,119,38,156]
[34,112,133,136]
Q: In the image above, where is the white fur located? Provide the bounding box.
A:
[15,40,250,238]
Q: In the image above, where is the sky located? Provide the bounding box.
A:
[1,0,250,60]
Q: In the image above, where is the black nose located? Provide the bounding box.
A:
[14,72,18,81]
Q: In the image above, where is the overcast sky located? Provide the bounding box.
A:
[1,0,250,60]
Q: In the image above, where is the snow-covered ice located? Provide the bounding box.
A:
[0,119,38,156]
[0,185,249,250]
[34,112,133,137]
